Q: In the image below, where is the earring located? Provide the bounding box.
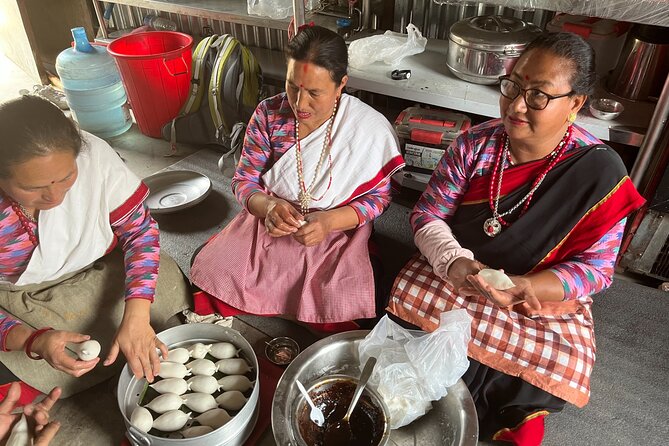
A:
[568,112,576,123]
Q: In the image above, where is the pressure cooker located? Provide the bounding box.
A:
[446,15,543,85]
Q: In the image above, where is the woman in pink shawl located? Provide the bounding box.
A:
[191,26,404,327]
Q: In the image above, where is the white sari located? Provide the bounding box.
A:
[262,94,404,209]
[14,132,145,286]
[191,94,404,323]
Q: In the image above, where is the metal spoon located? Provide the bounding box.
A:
[296,379,325,427]
[342,356,377,425]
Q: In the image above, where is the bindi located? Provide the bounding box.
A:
[524,75,529,81]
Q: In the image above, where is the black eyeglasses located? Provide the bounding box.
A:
[499,76,574,110]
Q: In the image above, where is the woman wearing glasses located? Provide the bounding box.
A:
[387,33,644,444]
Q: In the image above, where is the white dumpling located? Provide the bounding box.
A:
[71,340,101,361]
[186,358,217,376]
[181,425,214,438]
[188,342,212,359]
[187,375,220,394]
[158,362,191,379]
[144,393,184,414]
[150,378,190,395]
[478,268,515,290]
[152,410,191,432]
[130,406,153,433]
[194,408,231,429]
[6,413,30,446]
[166,347,190,364]
[218,375,254,392]
[182,393,218,413]
[215,390,248,411]
[215,358,251,375]
[209,342,239,360]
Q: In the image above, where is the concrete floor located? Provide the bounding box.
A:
[1,51,302,445]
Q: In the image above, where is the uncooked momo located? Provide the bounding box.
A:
[477,268,515,290]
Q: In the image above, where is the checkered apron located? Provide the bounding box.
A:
[388,253,594,407]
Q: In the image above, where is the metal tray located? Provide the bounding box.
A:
[143,170,211,214]
[271,330,478,446]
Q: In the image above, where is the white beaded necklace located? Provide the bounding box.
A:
[295,100,338,214]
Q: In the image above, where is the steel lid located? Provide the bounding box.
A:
[449,15,543,53]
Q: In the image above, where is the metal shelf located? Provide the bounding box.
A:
[100,0,290,29]
[251,40,654,147]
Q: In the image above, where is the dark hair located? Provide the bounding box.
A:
[0,95,82,178]
[522,32,597,96]
[285,25,348,84]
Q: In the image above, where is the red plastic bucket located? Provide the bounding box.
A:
[108,32,193,138]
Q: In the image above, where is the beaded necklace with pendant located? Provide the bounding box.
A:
[483,126,572,237]
[295,101,337,215]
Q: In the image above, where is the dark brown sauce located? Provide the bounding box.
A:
[298,380,384,446]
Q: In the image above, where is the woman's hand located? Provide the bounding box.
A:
[462,273,542,310]
[104,299,167,383]
[293,211,332,246]
[0,382,61,445]
[265,198,304,237]
[447,257,486,291]
[31,330,100,377]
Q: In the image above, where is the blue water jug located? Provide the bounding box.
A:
[56,27,131,138]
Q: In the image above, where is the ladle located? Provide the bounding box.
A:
[296,379,325,427]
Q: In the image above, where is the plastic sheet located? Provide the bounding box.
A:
[348,23,428,69]
[358,310,472,428]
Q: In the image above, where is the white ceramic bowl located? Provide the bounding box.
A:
[589,98,624,120]
[143,170,211,214]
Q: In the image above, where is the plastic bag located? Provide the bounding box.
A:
[247,0,292,19]
[348,23,428,69]
[358,310,472,428]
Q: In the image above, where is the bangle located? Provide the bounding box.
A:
[24,327,53,360]
[1,323,21,352]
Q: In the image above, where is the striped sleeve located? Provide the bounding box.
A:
[410,134,473,232]
[231,102,272,209]
[111,202,160,301]
[549,218,626,300]
[347,177,392,225]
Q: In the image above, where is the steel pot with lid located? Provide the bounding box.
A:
[447,15,543,84]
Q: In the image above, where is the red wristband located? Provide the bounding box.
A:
[1,323,21,352]
[24,327,53,360]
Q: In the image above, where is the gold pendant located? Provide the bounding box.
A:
[484,218,501,237]
[298,191,311,214]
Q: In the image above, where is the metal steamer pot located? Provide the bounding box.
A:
[447,15,543,84]
[117,324,260,446]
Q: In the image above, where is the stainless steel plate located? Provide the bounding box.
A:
[143,170,211,214]
[271,330,478,446]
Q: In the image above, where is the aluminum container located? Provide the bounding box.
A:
[117,324,259,446]
[272,330,478,446]
[447,15,543,84]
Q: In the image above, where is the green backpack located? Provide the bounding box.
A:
[162,34,263,157]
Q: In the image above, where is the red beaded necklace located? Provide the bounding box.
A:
[9,200,39,246]
[483,126,572,237]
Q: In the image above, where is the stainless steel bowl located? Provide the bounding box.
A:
[266,337,300,366]
[589,98,625,120]
[272,330,478,446]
